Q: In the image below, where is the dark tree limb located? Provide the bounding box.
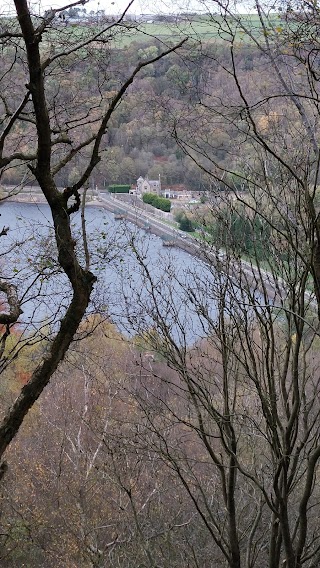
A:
[0,282,22,325]
[0,0,186,469]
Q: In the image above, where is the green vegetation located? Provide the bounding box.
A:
[142,192,171,212]
[107,184,131,193]
[179,215,194,232]
[209,209,271,260]
[110,14,286,47]
[175,210,195,232]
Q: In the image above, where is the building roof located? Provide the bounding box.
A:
[164,184,190,192]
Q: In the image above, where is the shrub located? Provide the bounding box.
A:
[178,214,194,232]
[143,193,158,206]
[157,197,171,212]
[142,193,171,212]
[108,184,131,193]
[174,209,186,223]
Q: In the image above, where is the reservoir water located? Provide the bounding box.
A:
[1,201,219,345]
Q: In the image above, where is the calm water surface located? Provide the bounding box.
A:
[1,202,218,344]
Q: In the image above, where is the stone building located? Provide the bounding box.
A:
[135,176,161,195]
[130,177,193,202]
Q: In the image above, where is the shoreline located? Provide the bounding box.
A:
[4,192,201,258]
[4,195,285,303]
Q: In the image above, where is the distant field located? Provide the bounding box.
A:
[0,12,283,50]
[4,12,284,50]
[111,13,284,47]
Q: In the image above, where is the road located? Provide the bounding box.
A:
[3,187,316,309]
[98,194,316,308]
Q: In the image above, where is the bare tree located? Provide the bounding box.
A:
[0,0,186,466]
[107,3,320,566]
[3,2,320,566]
[1,320,196,567]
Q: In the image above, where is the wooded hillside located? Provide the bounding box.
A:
[2,1,320,567]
